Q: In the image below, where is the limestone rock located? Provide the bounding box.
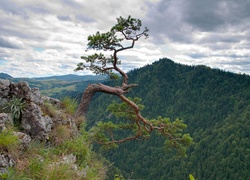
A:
[0,154,15,175]
[0,113,12,125]
[0,79,10,87]
[10,81,43,105]
[43,96,61,106]
[0,79,86,176]
[0,113,12,132]
[0,79,11,106]
[22,102,53,140]
[13,131,31,147]
[62,154,76,164]
[0,79,10,97]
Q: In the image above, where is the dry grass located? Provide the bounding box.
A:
[42,101,58,117]
[49,125,72,145]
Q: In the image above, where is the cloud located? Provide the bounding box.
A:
[57,15,72,21]
[0,36,26,49]
[142,0,250,75]
[0,0,249,77]
[0,0,29,18]
[183,0,226,31]
[75,14,96,23]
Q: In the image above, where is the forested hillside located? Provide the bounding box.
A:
[86,58,250,179]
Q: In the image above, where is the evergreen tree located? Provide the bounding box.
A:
[74,16,192,153]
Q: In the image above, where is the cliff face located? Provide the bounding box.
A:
[0,79,107,179]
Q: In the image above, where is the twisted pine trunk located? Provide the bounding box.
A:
[75,83,124,117]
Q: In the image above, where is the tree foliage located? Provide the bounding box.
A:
[88,98,192,155]
[75,16,192,155]
[75,16,148,78]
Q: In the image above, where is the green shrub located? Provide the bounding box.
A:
[3,97,25,127]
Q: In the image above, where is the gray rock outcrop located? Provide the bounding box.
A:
[0,80,11,106]
[0,79,58,141]
[22,102,53,140]
[0,113,12,132]
[10,81,43,105]
[0,78,81,177]
[0,154,15,175]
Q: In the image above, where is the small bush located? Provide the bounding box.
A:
[3,97,25,127]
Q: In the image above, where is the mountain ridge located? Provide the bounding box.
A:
[1,59,249,179]
[0,73,13,79]
[86,58,250,179]
[0,73,107,98]
[0,73,106,81]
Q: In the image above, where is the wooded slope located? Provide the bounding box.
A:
[87,58,250,179]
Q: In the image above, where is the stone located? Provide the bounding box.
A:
[0,154,15,175]
[10,82,43,105]
[43,96,61,106]
[21,102,53,140]
[0,80,11,105]
[29,88,43,105]
[62,154,76,164]
[0,113,12,132]
[13,132,31,147]
[0,79,10,87]
[0,113,12,125]
[0,97,8,107]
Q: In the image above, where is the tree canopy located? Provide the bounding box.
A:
[75,16,192,155]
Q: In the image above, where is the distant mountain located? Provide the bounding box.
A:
[86,58,250,180]
[0,73,107,99]
[32,74,107,81]
[0,73,107,82]
[27,74,107,98]
[0,73,13,79]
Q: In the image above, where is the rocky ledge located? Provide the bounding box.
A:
[0,79,79,176]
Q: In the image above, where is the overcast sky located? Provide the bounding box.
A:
[0,0,250,77]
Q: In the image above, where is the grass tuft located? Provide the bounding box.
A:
[0,129,20,153]
[49,125,72,145]
[61,97,78,115]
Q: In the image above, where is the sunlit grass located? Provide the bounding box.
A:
[0,129,20,154]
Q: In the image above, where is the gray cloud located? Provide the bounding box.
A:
[145,0,250,43]
[57,15,72,21]
[188,53,208,59]
[28,5,49,15]
[144,0,194,44]
[143,0,250,76]
[0,0,29,18]
[199,33,243,44]
[0,36,24,49]
[183,0,250,33]
[60,0,82,9]
[0,0,249,77]
[183,0,226,31]
[75,14,96,23]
